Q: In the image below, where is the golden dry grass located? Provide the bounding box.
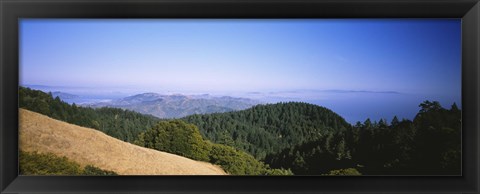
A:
[19,108,227,175]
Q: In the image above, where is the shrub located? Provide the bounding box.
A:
[135,120,211,161]
[19,151,118,175]
[82,165,118,175]
[20,151,83,175]
[324,168,361,175]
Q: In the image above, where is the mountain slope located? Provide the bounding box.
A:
[19,108,226,175]
[89,93,259,118]
[20,86,160,143]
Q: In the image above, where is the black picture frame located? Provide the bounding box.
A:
[1,0,479,193]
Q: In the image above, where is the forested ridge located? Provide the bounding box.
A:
[20,87,461,175]
[185,101,461,175]
[182,102,350,160]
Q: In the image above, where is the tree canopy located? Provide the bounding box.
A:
[134,120,292,175]
[182,102,350,160]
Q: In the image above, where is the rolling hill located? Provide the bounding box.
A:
[182,102,351,160]
[19,108,227,175]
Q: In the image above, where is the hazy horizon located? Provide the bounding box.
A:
[20,19,462,123]
[21,83,459,124]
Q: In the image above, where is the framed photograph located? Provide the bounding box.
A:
[1,0,479,193]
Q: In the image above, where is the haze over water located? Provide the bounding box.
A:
[20,19,461,124]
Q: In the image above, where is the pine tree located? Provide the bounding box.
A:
[391,116,400,127]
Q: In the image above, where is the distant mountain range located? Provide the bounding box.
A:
[51,91,79,99]
[87,93,261,118]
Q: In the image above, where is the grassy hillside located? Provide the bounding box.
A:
[19,108,227,175]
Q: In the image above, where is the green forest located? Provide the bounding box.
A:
[271,101,461,175]
[19,87,461,175]
[185,101,460,175]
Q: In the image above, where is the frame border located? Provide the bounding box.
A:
[1,0,479,193]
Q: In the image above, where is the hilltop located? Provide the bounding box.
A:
[19,108,227,175]
[182,102,351,159]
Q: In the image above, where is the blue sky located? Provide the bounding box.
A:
[20,19,461,123]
